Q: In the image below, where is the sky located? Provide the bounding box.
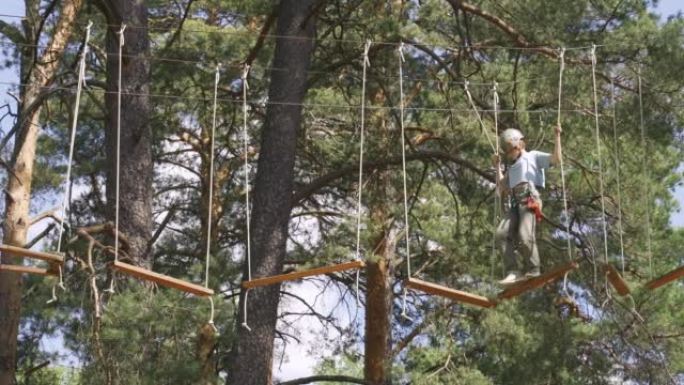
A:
[0,0,683,381]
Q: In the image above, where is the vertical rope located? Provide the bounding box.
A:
[556,48,573,293]
[610,77,626,274]
[114,24,126,263]
[492,82,500,279]
[107,23,126,294]
[203,65,220,328]
[241,64,252,331]
[354,40,371,306]
[637,65,653,279]
[590,45,609,282]
[398,43,413,320]
[463,81,497,153]
[57,21,92,255]
[48,22,93,304]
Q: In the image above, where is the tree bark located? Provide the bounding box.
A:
[228,1,317,384]
[101,0,153,264]
[0,1,83,383]
[364,91,396,385]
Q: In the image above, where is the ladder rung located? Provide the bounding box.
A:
[112,261,214,296]
[405,278,496,308]
[0,244,64,264]
[645,265,684,290]
[498,261,578,300]
[242,260,365,289]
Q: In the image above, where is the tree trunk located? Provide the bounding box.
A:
[0,1,83,383]
[364,93,396,385]
[101,0,153,264]
[365,217,396,385]
[228,1,317,384]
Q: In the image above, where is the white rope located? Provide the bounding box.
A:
[463,81,497,153]
[47,22,93,303]
[241,64,252,331]
[398,42,413,321]
[105,23,125,294]
[354,40,371,306]
[556,48,573,294]
[590,45,609,283]
[398,42,410,276]
[610,77,626,274]
[556,48,572,262]
[114,23,125,264]
[637,65,653,279]
[491,82,500,279]
[202,65,220,329]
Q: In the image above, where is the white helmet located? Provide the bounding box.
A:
[500,128,524,151]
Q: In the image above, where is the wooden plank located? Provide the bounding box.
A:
[604,264,630,296]
[498,261,578,300]
[112,261,214,296]
[645,265,684,290]
[242,260,365,289]
[405,278,496,308]
[0,244,64,264]
[0,264,56,276]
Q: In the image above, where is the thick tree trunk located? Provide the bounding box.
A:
[365,221,396,385]
[364,96,395,384]
[0,1,83,383]
[101,0,153,263]
[228,1,317,384]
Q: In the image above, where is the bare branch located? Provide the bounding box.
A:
[277,375,371,385]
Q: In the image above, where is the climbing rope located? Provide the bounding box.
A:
[202,65,220,330]
[590,44,610,286]
[106,23,126,294]
[48,22,93,304]
[491,82,500,279]
[241,64,252,331]
[637,65,654,279]
[555,48,573,295]
[354,40,371,306]
[114,24,125,265]
[463,81,497,153]
[610,77,626,274]
[398,43,413,320]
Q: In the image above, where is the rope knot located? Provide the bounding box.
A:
[363,39,371,67]
[241,64,250,90]
[117,24,126,47]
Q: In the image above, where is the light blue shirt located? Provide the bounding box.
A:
[506,150,551,189]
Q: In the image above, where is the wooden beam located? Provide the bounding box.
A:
[0,264,57,276]
[405,278,496,308]
[242,260,365,289]
[498,261,578,300]
[604,264,630,296]
[111,261,214,296]
[645,265,684,290]
[0,244,64,264]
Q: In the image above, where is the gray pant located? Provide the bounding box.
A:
[495,199,541,274]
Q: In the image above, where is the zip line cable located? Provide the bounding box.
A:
[0,79,614,114]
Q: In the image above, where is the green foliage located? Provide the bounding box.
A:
[8,0,684,383]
